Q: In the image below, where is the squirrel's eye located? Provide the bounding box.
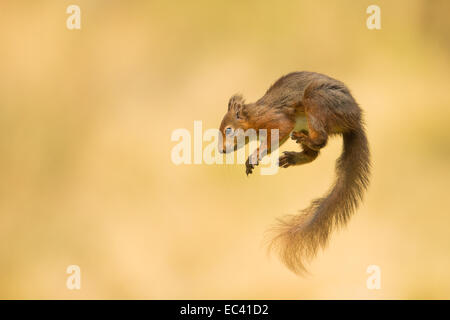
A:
[225,127,233,136]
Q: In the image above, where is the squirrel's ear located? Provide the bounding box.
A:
[235,106,248,120]
[228,94,245,112]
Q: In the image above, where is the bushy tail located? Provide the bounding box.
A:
[268,126,370,274]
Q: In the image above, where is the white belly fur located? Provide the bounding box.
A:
[293,114,308,132]
[279,115,308,147]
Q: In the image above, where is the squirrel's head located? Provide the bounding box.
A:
[219,94,250,153]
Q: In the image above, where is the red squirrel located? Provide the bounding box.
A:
[219,71,371,274]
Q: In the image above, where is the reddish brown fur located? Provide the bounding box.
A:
[219,72,371,274]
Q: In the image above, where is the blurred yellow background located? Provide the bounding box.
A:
[1,0,449,299]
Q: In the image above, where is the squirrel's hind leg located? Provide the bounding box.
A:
[279,146,318,168]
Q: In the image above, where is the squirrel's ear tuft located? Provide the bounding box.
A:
[228,94,245,111]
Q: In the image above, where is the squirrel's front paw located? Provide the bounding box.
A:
[245,161,254,175]
[291,130,309,144]
[245,156,258,176]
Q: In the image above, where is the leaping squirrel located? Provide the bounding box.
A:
[219,71,371,274]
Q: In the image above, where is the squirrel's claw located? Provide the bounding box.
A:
[291,130,309,144]
[279,151,297,168]
[245,161,254,175]
[245,156,258,175]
